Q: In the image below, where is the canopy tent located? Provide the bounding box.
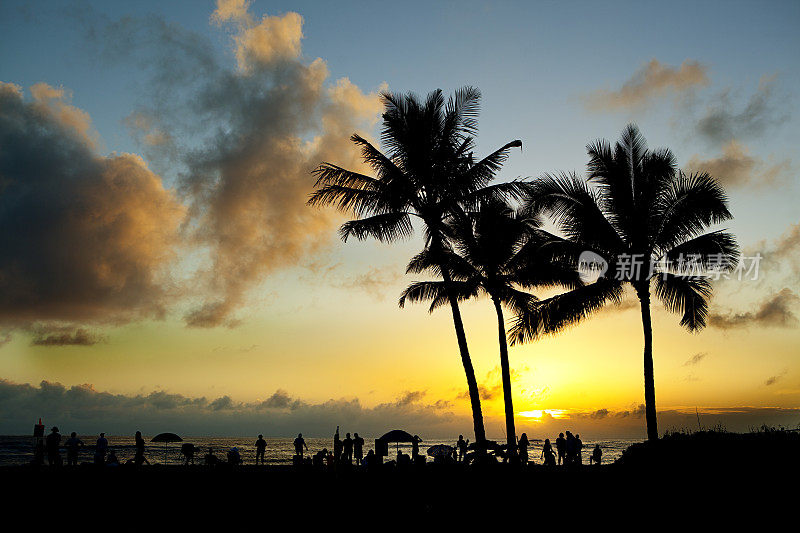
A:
[151,432,182,464]
[375,429,421,457]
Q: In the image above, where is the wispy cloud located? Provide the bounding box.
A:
[683,352,708,366]
[585,59,709,111]
[710,288,800,330]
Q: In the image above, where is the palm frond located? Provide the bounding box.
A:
[339,212,413,243]
[653,273,712,331]
[509,279,624,345]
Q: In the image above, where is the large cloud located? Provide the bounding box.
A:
[0,82,185,332]
[585,59,709,111]
[101,1,384,327]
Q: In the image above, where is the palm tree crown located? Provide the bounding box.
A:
[511,124,738,440]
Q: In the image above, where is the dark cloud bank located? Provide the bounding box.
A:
[2,379,797,438]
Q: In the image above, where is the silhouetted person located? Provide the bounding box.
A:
[412,435,421,460]
[313,448,327,468]
[333,426,342,463]
[181,443,196,465]
[352,433,364,465]
[65,432,83,466]
[518,433,530,466]
[204,447,218,466]
[555,432,566,465]
[343,432,353,464]
[227,447,241,466]
[565,431,577,466]
[364,449,377,471]
[45,427,61,466]
[590,444,602,465]
[134,431,149,466]
[541,438,556,466]
[106,450,119,466]
[294,433,308,458]
[255,434,267,465]
[457,435,468,462]
[95,432,108,464]
[575,434,583,465]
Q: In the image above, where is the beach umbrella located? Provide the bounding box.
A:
[426,444,454,458]
[151,432,182,464]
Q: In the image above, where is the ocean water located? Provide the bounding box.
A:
[0,434,639,466]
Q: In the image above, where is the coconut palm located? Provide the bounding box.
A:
[510,124,738,441]
[399,198,579,457]
[308,87,524,447]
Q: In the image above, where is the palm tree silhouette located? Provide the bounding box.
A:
[510,124,738,440]
[400,198,578,457]
[309,87,523,447]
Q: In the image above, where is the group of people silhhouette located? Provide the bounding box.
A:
[540,431,602,467]
[33,423,602,469]
[35,426,143,467]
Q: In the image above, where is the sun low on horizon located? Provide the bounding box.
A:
[0,0,798,441]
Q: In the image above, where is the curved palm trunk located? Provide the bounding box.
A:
[492,296,517,458]
[636,283,658,440]
[440,266,487,448]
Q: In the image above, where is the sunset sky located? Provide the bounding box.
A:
[0,0,798,438]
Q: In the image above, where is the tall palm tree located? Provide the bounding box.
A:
[308,87,523,447]
[510,124,738,441]
[399,199,579,457]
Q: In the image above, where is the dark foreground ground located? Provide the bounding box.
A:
[3,430,798,527]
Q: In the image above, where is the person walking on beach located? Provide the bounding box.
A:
[45,426,61,466]
[65,432,83,466]
[255,434,267,465]
[456,435,468,462]
[353,433,364,465]
[518,433,530,466]
[541,438,556,467]
[134,431,150,466]
[294,433,308,458]
[95,432,109,465]
[343,432,353,464]
[555,432,566,465]
[575,434,583,465]
[590,444,602,465]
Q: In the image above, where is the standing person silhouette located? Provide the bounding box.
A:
[565,431,576,466]
[45,427,61,466]
[95,433,109,465]
[333,426,342,463]
[517,433,530,466]
[65,432,83,466]
[456,435,468,462]
[342,432,354,464]
[540,438,556,466]
[411,435,421,460]
[575,434,583,465]
[134,431,150,466]
[294,433,308,458]
[590,444,603,465]
[353,433,364,465]
[255,434,267,465]
[555,432,566,465]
